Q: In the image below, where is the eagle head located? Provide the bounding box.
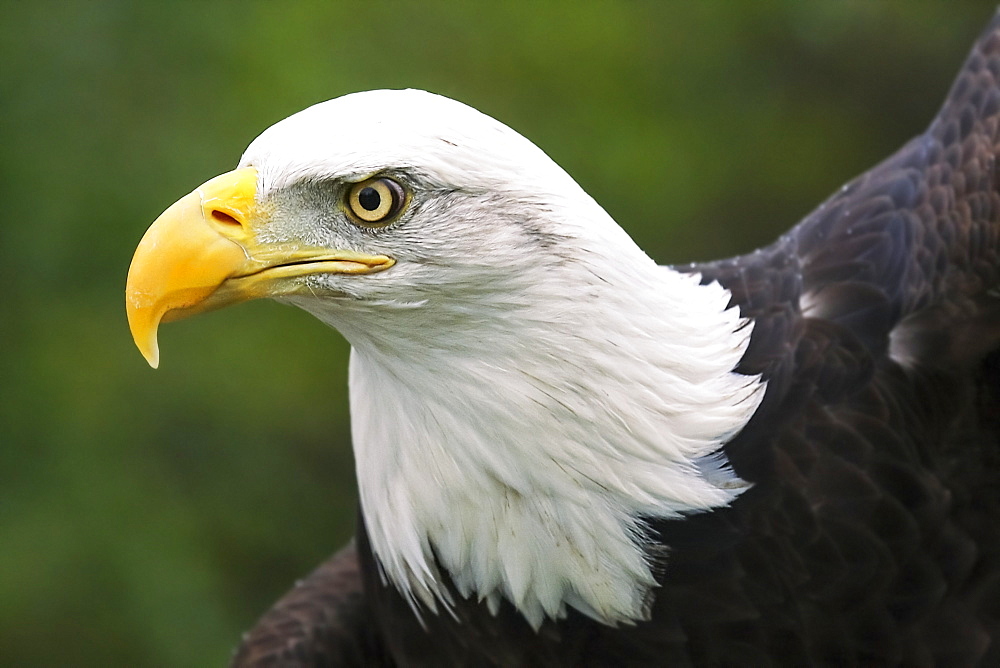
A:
[126,89,763,628]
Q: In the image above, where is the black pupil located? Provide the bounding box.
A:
[358,186,382,211]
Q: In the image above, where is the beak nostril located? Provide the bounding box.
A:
[210,209,242,227]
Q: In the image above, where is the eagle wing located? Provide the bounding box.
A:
[231,541,385,666]
[670,11,1000,664]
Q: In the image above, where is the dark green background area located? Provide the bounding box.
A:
[1,2,995,665]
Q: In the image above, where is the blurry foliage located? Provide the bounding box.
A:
[0,1,996,664]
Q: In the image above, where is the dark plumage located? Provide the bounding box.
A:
[222,13,1000,667]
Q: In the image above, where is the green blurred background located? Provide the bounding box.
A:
[1,1,996,665]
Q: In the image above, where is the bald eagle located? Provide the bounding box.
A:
[127,13,1000,667]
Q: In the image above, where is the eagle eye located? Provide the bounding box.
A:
[346,177,407,225]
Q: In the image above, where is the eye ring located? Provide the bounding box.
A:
[346,177,407,225]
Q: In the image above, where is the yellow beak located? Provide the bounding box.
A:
[125,167,394,368]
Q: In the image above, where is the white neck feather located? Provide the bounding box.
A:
[246,89,766,628]
[303,255,764,628]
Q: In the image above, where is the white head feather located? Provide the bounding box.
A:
[238,89,765,628]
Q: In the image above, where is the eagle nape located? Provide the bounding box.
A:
[128,12,1000,667]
